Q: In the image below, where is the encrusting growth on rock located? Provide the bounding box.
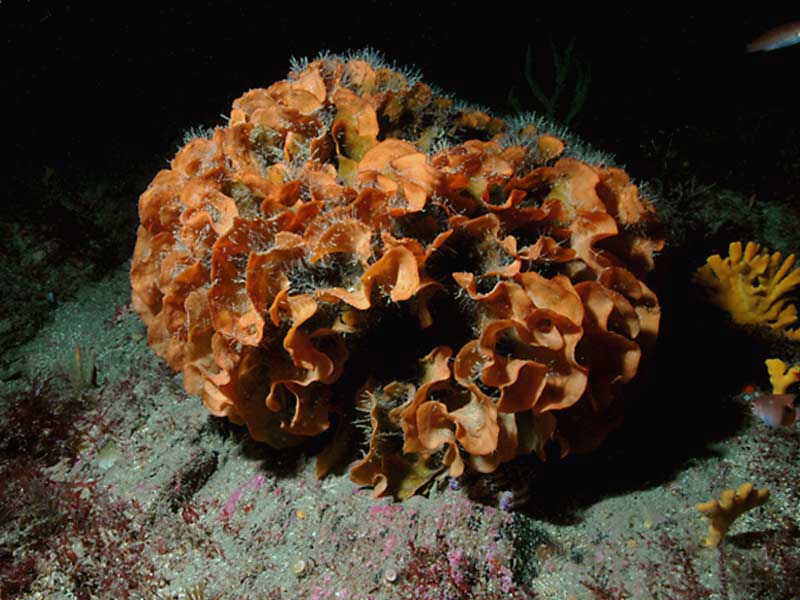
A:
[694,241,800,340]
[130,50,665,498]
[696,483,770,547]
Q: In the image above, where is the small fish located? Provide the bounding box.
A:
[746,21,800,53]
[751,393,799,427]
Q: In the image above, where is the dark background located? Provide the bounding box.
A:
[5,5,799,184]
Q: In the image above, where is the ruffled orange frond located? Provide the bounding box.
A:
[131,53,663,499]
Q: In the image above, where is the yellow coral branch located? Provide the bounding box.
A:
[696,483,769,547]
[766,358,800,394]
[694,241,800,340]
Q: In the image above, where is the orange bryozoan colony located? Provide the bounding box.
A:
[130,52,664,499]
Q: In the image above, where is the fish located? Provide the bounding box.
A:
[751,393,799,427]
[746,21,800,52]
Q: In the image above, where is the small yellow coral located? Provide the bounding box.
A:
[696,483,769,547]
[766,358,800,394]
[694,241,800,340]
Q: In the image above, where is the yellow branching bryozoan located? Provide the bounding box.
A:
[696,483,770,547]
[130,50,665,499]
[766,358,800,394]
[694,241,800,340]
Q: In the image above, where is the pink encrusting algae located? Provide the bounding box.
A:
[217,473,267,522]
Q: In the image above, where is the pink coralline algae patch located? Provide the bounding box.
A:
[369,503,416,529]
[217,473,266,522]
[382,535,399,558]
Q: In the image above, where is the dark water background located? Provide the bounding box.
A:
[5,5,799,188]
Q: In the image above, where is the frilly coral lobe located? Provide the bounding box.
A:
[130,52,665,498]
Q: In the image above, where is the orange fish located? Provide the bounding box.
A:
[747,21,800,52]
[751,393,799,427]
